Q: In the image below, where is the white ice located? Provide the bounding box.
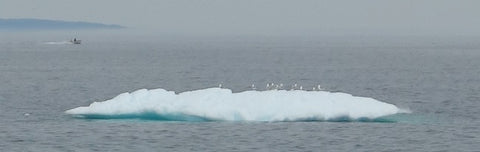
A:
[66,88,401,121]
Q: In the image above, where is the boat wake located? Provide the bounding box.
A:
[43,41,72,45]
[66,88,406,122]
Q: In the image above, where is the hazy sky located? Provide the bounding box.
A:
[2,0,480,35]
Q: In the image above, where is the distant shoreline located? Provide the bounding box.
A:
[0,18,125,30]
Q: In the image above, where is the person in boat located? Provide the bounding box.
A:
[73,38,76,42]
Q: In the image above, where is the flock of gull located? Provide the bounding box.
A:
[218,83,324,91]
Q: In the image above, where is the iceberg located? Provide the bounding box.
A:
[66,88,401,122]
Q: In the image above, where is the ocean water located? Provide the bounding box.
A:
[1,34,479,151]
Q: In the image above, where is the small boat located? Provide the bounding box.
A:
[70,38,81,44]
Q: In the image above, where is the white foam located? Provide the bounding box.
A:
[65,88,401,121]
[44,41,72,45]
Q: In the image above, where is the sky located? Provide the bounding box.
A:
[2,0,480,35]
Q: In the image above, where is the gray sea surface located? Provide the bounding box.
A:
[1,33,479,151]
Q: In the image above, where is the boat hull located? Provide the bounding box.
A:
[70,40,81,44]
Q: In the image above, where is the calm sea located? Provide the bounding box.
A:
[1,33,479,151]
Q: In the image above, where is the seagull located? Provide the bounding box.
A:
[218,83,223,88]
[291,83,298,90]
[267,83,276,90]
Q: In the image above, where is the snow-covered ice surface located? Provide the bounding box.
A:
[66,88,402,122]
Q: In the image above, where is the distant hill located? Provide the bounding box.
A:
[0,18,125,30]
